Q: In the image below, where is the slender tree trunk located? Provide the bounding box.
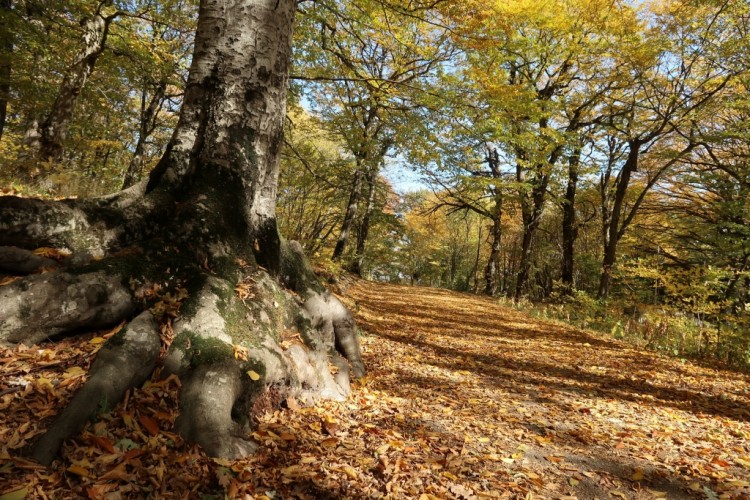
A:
[471,222,482,293]
[37,2,115,160]
[484,194,503,296]
[515,176,548,300]
[0,0,11,142]
[598,143,639,299]
[561,149,581,294]
[351,166,376,276]
[122,81,167,189]
[332,163,365,260]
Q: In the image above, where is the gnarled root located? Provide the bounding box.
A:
[0,246,58,274]
[0,269,135,346]
[30,312,161,465]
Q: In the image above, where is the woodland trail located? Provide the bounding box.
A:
[2,279,750,499]
[343,280,750,499]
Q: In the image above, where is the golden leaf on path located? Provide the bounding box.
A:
[568,478,579,487]
[321,437,338,448]
[630,468,644,481]
[647,490,668,498]
[342,465,358,480]
[64,366,86,378]
[89,337,106,345]
[122,413,136,429]
[0,488,28,500]
[279,432,296,441]
[247,370,261,381]
[233,344,248,361]
[66,465,92,478]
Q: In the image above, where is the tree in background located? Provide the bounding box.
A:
[294,0,452,273]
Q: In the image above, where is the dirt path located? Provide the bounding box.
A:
[2,279,750,499]
[344,280,750,499]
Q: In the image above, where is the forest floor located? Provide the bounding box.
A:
[2,278,750,499]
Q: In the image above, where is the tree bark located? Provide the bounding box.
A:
[515,171,549,300]
[560,148,581,294]
[351,166,377,276]
[121,81,167,189]
[484,194,502,296]
[332,164,365,261]
[36,1,115,161]
[598,143,639,299]
[0,0,11,142]
[0,0,364,465]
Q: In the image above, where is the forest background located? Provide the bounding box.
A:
[1,0,749,367]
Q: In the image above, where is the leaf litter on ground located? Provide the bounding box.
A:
[1,279,750,499]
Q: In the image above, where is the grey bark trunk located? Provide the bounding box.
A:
[351,167,377,276]
[484,195,502,296]
[0,0,364,465]
[0,0,11,142]
[598,143,639,299]
[122,81,166,189]
[332,164,365,261]
[37,2,115,160]
[515,172,549,300]
[561,149,581,294]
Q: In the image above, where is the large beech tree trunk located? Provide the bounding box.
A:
[0,0,364,465]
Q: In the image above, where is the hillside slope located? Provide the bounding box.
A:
[2,279,750,499]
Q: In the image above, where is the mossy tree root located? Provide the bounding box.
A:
[0,269,135,346]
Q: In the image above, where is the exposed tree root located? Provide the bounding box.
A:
[0,213,365,463]
[0,269,135,346]
[29,311,161,465]
[0,246,57,274]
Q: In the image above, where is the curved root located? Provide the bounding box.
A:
[0,270,135,345]
[30,311,161,465]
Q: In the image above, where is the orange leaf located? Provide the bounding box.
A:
[99,463,132,482]
[67,465,92,478]
[93,436,115,454]
[139,414,159,436]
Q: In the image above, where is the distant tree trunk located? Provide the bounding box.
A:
[560,148,581,294]
[0,0,11,142]
[471,222,482,293]
[351,166,377,276]
[515,172,549,300]
[332,163,365,261]
[36,1,116,161]
[484,197,502,296]
[0,0,364,465]
[598,143,640,299]
[122,81,167,189]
